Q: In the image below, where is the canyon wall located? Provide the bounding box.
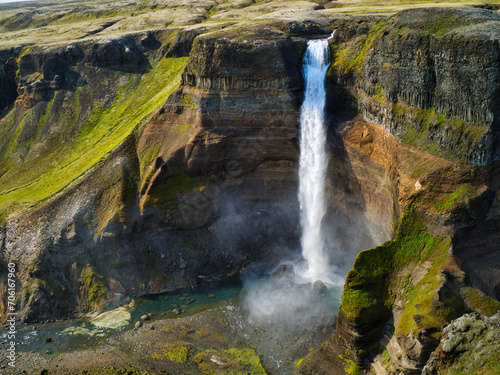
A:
[297,7,500,375]
[0,5,499,375]
[0,25,306,322]
[0,16,393,323]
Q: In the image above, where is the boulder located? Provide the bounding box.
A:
[313,280,328,296]
[269,263,295,283]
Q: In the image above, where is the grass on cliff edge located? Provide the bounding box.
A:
[331,20,387,77]
[0,56,188,218]
[340,205,452,333]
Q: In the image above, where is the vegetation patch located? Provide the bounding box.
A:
[195,348,266,375]
[0,56,187,217]
[434,184,476,212]
[295,351,319,375]
[396,245,462,339]
[461,287,500,317]
[76,368,155,375]
[392,103,489,163]
[331,21,386,77]
[341,204,452,337]
[80,264,107,310]
[338,354,364,375]
[152,345,189,363]
[381,349,390,368]
[143,166,201,210]
[441,329,500,375]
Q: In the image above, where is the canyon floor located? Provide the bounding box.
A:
[3,295,336,374]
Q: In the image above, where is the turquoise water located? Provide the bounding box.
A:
[130,283,242,322]
[0,283,242,357]
[0,277,342,372]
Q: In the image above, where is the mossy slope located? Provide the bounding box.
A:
[341,205,452,333]
[0,49,187,219]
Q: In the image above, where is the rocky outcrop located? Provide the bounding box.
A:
[423,313,500,375]
[328,7,500,166]
[0,50,18,112]
[298,119,500,375]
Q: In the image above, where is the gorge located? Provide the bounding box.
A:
[1,0,500,374]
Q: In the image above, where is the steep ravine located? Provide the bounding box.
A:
[0,6,499,375]
[297,7,500,375]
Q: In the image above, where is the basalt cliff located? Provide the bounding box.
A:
[0,1,500,374]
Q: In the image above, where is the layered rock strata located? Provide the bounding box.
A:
[0,6,499,375]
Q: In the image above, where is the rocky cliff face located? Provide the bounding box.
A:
[294,7,500,375]
[0,4,499,375]
[0,14,395,324]
[329,7,500,166]
[423,312,500,375]
[0,24,306,322]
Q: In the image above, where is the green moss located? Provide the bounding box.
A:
[332,21,386,77]
[182,93,195,109]
[392,103,489,163]
[396,232,461,338]
[435,184,476,212]
[424,12,463,36]
[462,288,500,317]
[138,143,161,176]
[195,348,266,375]
[80,264,107,309]
[341,204,451,335]
[295,357,305,368]
[143,166,200,210]
[152,345,189,363]
[338,354,364,374]
[344,359,363,375]
[381,349,390,367]
[373,83,386,102]
[76,368,155,375]
[295,350,319,375]
[0,56,188,216]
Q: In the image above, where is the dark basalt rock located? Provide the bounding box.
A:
[269,263,295,283]
[312,280,328,296]
[82,37,145,69]
[276,20,332,37]
[164,29,201,58]
[0,53,19,112]
[329,7,500,166]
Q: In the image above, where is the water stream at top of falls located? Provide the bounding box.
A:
[298,33,334,283]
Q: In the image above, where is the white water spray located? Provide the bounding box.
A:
[298,33,334,282]
[243,33,343,324]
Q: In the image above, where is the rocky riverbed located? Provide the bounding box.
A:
[1,297,336,374]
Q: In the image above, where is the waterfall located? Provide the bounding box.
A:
[298,34,333,282]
